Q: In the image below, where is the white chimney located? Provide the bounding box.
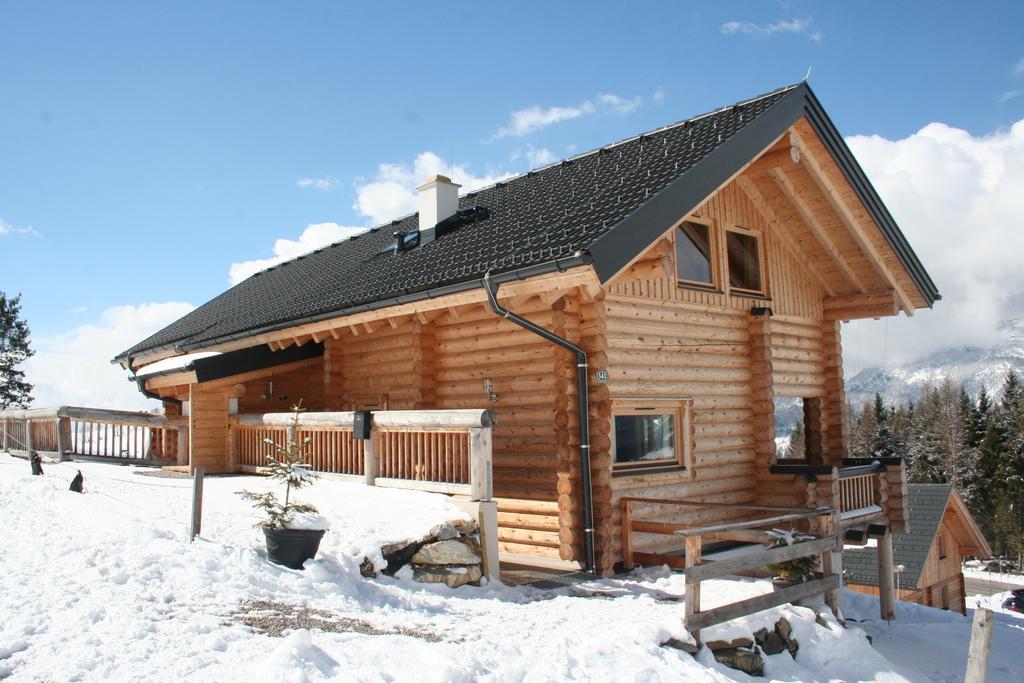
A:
[417,175,461,243]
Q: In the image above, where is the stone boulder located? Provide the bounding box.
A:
[362,517,484,588]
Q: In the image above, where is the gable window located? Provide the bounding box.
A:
[612,400,693,475]
[675,220,715,288]
[726,228,763,294]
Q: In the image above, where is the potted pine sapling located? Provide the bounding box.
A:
[238,404,329,569]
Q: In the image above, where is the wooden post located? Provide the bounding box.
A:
[177,428,188,466]
[964,608,994,683]
[684,535,703,643]
[363,432,376,486]
[25,419,33,455]
[189,467,204,542]
[468,427,493,501]
[2,418,9,452]
[877,528,896,620]
[621,499,634,571]
[56,417,70,461]
[820,550,842,616]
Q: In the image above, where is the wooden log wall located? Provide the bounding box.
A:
[189,383,231,473]
[238,359,326,413]
[597,176,839,569]
[431,299,565,559]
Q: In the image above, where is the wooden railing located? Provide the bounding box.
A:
[229,409,493,501]
[839,464,884,517]
[1,406,187,464]
[620,498,840,641]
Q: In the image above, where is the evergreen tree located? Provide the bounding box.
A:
[0,292,33,409]
[908,386,946,483]
[871,393,898,458]
[849,401,877,458]
[783,420,805,459]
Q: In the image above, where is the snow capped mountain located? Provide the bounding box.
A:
[845,319,1024,409]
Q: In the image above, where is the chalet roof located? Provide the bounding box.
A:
[118,82,939,366]
[844,484,953,589]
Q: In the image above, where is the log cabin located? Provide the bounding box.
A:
[114,82,940,618]
[844,484,991,615]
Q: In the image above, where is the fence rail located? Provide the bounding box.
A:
[1,406,187,464]
[229,410,493,501]
[619,497,840,641]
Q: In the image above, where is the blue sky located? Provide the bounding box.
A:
[2,1,1023,406]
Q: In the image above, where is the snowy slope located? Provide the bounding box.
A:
[846,319,1024,409]
[1,454,1023,681]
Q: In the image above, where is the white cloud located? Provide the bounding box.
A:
[228,222,366,285]
[296,177,339,192]
[512,146,556,169]
[490,91,645,140]
[653,87,666,105]
[842,118,1024,374]
[0,218,41,237]
[1013,56,1024,76]
[24,302,195,410]
[1000,90,1023,103]
[721,18,823,42]
[352,151,514,225]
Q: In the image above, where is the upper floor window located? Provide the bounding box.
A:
[726,228,763,294]
[675,220,715,288]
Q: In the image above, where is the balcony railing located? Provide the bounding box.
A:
[229,409,494,501]
[1,406,186,465]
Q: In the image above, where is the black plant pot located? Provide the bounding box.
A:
[263,527,326,569]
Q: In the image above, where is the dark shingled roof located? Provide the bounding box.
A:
[844,484,953,589]
[118,82,939,365]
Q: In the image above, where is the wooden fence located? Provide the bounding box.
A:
[620,498,840,642]
[1,406,187,465]
[230,409,493,501]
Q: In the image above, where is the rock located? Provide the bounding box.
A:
[451,518,479,535]
[760,631,787,656]
[712,647,764,676]
[706,637,753,651]
[380,540,424,576]
[413,564,482,588]
[775,617,792,641]
[428,523,459,541]
[660,637,699,656]
[359,557,376,578]
[411,539,482,566]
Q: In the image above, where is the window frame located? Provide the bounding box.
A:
[673,217,718,291]
[610,399,694,477]
[724,225,767,297]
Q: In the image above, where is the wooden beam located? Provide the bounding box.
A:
[771,167,867,293]
[823,290,899,321]
[745,143,800,176]
[790,129,917,316]
[737,176,836,297]
[685,536,836,584]
[686,574,840,631]
[197,356,323,390]
[145,370,199,390]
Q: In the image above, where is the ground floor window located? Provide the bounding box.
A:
[611,400,693,474]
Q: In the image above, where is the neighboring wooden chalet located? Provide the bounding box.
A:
[112,83,939,610]
[845,484,991,614]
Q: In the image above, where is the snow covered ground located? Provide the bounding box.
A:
[2,453,1024,682]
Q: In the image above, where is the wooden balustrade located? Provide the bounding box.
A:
[839,472,878,515]
[230,409,493,500]
[620,497,840,642]
[1,406,185,464]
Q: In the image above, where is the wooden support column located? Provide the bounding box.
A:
[685,536,703,643]
[413,318,438,409]
[56,417,70,461]
[820,550,842,616]
[748,310,777,474]
[877,529,896,620]
[821,320,847,464]
[3,418,10,452]
[323,337,346,410]
[188,383,231,473]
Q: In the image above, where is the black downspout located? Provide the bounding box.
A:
[482,271,597,574]
[134,376,183,409]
